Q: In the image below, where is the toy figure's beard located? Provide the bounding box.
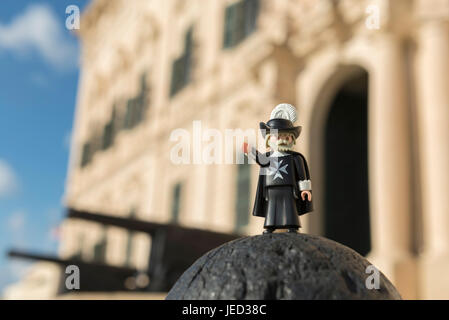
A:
[278,144,293,151]
[269,140,294,151]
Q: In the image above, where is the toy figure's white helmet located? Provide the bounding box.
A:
[260,103,301,138]
[270,103,297,123]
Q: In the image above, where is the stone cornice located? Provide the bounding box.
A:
[285,0,366,58]
[415,0,449,23]
[80,0,117,37]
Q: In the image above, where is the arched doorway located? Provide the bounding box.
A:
[322,69,370,256]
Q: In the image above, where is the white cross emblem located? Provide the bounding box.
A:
[268,159,289,181]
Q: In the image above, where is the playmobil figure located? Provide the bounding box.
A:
[243,103,313,234]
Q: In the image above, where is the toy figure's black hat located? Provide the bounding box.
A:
[259,119,302,138]
[259,103,302,139]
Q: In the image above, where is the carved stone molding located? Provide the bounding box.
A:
[416,0,449,22]
[285,0,366,58]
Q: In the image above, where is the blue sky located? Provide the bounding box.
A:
[0,0,89,293]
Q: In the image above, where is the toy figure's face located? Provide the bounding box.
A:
[267,132,296,151]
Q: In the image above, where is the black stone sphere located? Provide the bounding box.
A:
[166,233,401,300]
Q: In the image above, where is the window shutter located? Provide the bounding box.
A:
[172,183,183,223]
[170,27,194,97]
[244,0,259,35]
[223,0,260,49]
[223,3,236,48]
[81,143,91,167]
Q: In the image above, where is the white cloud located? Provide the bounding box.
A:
[0,159,19,198]
[7,210,26,232]
[0,4,78,70]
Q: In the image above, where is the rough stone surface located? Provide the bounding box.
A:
[166,233,401,300]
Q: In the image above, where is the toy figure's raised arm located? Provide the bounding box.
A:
[242,142,270,167]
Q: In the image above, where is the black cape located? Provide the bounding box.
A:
[252,150,313,218]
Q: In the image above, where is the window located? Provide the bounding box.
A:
[93,229,107,263]
[81,130,104,167]
[235,158,251,231]
[124,99,138,129]
[171,183,183,223]
[71,233,85,260]
[170,28,193,97]
[102,109,116,150]
[223,0,260,49]
[125,209,136,267]
[80,143,91,167]
[80,73,148,168]
[124,73,148,130]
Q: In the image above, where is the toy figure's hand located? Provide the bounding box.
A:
[301,191,312,201]
[242,142,250,154]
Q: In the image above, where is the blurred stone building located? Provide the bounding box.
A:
[5,0,449,299]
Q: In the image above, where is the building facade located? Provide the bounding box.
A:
[10,0,448,299]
